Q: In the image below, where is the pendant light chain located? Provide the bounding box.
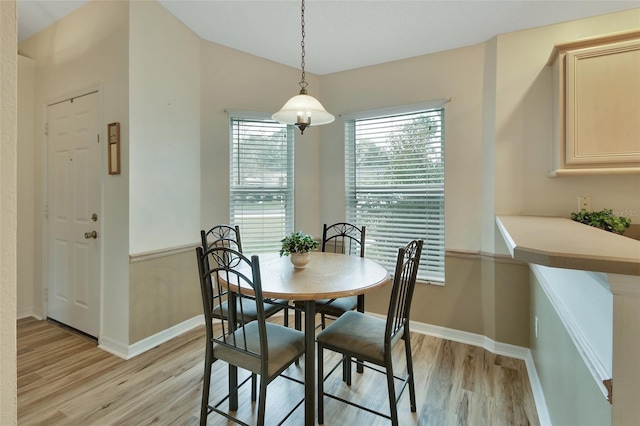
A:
[271,0,334,132]
[299,0,308,94]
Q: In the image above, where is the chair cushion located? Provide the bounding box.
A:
[214,322,304,378]
[294,296,357,317]
[316,310,392,365]
[213,297,288,322]
[316,297,357,316]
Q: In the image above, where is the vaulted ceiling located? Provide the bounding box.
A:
[17,0,639,75]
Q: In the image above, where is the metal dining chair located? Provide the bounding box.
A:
[316,239,423,426]
[196,245,305,425]
[294,222,366,331]
[201,224,289,326]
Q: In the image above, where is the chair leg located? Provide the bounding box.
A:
[404,328,417,411]
[317,343,325,424]
[356,295,365,374]
[257,374,268,426]
[251,373,257,402]
[294,309,302,366]
[228,364,238,411]
[385,355,399,426]
[200,347,213,426]
[321,313,327,329]
[342,355,352,385]
[283,307,289,327]
[295,308,302,331]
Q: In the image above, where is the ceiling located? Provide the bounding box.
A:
[17,0,640,75]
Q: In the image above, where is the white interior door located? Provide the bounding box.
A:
[47,92,101,338]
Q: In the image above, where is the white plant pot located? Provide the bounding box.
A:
[290,252,310,269]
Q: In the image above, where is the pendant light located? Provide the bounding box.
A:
[272,0,334,134]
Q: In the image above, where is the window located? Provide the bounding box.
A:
[345,104,445,283]
[229,113,294,254]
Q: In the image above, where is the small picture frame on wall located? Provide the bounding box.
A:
[107,122,121,175]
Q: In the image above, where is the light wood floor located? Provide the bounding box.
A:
[17,316,539,425]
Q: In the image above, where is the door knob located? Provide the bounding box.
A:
[84,231,98,239]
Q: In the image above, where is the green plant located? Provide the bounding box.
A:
[279,231,320,256]
[570,208,631,235]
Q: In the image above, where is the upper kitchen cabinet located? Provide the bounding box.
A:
[548,30,640,175]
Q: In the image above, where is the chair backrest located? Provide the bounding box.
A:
[196,245,268,364]
[201,224,243,253]
[200,225,243,303]
[385,240,423,344]
[321,222,366,257]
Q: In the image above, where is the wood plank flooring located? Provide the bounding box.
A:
[17,316,539,425]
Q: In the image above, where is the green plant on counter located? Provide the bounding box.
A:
[279,231,320,256]
[570,208,631,235]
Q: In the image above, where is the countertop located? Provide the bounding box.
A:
[496,215,640,276]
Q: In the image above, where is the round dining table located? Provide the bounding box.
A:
[223,251,391,426]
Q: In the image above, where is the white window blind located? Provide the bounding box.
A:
[229,115,295,254]
[345,107,445,283]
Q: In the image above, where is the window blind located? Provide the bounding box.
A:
[345,108,445,283]
[229,116,295,254]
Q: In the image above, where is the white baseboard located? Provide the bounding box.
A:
[17,307,43,320]
[523,352,552,426]
[369,313,552,426]
[17,308,33,320]
[98,335,131,359]
[98,315,206,360]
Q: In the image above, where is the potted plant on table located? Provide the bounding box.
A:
[280,231,320,269]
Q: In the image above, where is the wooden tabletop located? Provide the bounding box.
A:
[224,251,391,300]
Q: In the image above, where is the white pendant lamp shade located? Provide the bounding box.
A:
[272,93,335,127]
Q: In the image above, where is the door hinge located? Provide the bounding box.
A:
[97,133,100,143]
[44,122,48,136]
[44,204,48,219]
[44,287,48,302]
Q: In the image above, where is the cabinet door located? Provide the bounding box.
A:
[565,38,640,166]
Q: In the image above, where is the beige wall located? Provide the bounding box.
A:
[14,1,640,353]
[319,43,485,251]
[128,1,202,341]
[17,55,36,319]
[129,249,201,343]
[319,8,640,346]
[1,0,18,422]
[492,257,530,346]
[18,0,131,347]
[365,253,530,347]
[494,9,640,219]
[367,254,482,333]
[531,272,611,425]
[129,0,201,254]
[146,28,327,343]
[199,40,322,232]
[318,38,519,342]
[15,0,324,348]
[481,37,499,253]
[320,7,640,251]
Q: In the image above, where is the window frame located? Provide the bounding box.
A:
[343,100,448,284]
[228,111,295,254]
